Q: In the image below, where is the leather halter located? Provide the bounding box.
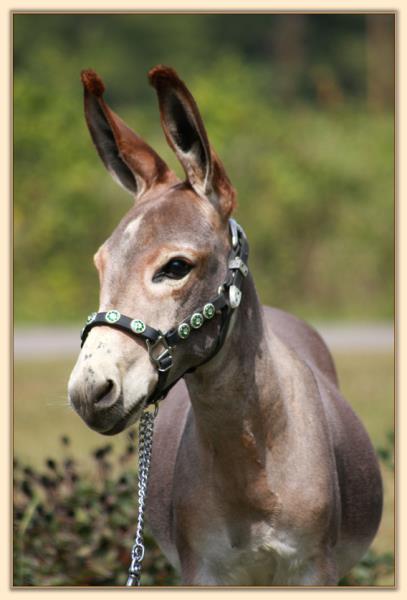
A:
[80,219,249,406]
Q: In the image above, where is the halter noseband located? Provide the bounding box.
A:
[80,218,249,406]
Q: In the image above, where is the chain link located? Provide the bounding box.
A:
[126,404,158,586]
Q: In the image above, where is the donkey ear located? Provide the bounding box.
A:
[81,69,170,199]
[148,65,236,219]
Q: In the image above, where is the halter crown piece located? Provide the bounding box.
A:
[80,218,249,406]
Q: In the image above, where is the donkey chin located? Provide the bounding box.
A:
[68,354,158,435]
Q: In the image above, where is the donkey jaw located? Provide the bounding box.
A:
[71,392,147,436]
[97,400,146,436]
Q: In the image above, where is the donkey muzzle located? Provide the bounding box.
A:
[68,367,126,433]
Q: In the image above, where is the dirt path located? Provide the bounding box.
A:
[13,323,394,359]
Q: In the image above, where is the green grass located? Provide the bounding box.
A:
[13,359,131,466]
[13,350,394,585]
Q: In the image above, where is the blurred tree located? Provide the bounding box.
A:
[271,15,307,101]
[13,13,394,324]
[366,14,395,111]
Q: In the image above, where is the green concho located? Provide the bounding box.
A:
[190,312,204,329]
[178,322,191,339]
[203,303,215,319]
[86,312,97,325]
[130,319,146,334]
[105,310,121,323]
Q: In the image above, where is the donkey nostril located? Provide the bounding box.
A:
[95,379,114,404]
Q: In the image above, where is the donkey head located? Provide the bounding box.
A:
[68,66,237,435]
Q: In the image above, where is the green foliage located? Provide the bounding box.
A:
[339,549,394,586]
[13,429,394,586]
[13,14,394,323]
[13,435,179,586]
[376,431,395,472]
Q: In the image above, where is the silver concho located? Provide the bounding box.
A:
[190,312,204,329]
[203,303,215,319]
[105,310,121,323]
[178,323,191,339]
[130,319,146,334]
[229,285,242,309]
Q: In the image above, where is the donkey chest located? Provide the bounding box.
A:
[178,511,304,585]
[170,466,305,585]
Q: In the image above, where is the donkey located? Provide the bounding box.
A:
[68,65,383,586]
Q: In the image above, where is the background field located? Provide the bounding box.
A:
[13,348,394,586]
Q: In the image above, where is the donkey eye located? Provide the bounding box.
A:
[153,258,193,282]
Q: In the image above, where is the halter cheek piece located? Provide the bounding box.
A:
[80,219,249,406]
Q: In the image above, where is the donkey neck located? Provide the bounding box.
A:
[184,274,285,464]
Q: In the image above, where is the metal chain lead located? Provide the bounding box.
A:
[126,405,158,586]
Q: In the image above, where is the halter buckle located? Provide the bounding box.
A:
[229,256,248,277]
[146,335,173,372]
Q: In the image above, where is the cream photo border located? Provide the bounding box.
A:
[1,1,401,598]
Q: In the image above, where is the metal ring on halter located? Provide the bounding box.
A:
[146,335,173,373]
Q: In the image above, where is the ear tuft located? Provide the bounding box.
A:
[148,65,181,89]
[81,69,105,97]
